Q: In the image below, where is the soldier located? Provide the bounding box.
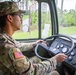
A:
[0,1,68,75]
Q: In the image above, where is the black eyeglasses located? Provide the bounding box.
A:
[10,13,23,18]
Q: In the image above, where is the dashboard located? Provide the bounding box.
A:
[35,35,76,71]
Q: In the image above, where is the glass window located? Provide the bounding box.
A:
[41,2,52,38]
[56,0,76,38]
[12,0,38,39]
[2,0,52,39]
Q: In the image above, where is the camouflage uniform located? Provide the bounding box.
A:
[0,1,60,75]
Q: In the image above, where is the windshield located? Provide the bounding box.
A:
[0,0,52,39]
[56,0,76,38]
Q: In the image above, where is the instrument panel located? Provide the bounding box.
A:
[35,37,76,71]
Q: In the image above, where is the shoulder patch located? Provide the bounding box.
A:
[14,51,24,59]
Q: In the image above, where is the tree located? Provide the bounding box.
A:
[26,0,28,10]
[60,0,64,26]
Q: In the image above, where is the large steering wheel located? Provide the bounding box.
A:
[35,34,75,60]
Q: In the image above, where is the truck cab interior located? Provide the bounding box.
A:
[0,0,76,75]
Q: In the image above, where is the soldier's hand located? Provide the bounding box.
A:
[54,53,68,62]
[35,40,47,46]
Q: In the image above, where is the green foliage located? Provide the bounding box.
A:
[63,10,76,26]
[41,12,51,29]
[58,9,76,27]
[59,26,76,35]
[23,15,28,20]
[30,11,38,25]
[30,11,51,29]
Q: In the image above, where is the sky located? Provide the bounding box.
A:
[57,0,76,10]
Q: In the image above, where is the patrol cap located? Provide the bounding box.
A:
[0,1,25,17]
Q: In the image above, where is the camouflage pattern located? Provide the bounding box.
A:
[0,1,25,17]
[0,32,59,75]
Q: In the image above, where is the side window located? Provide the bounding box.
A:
[41,2,52,38]
[12,0,38,39]
[56,0,76,38]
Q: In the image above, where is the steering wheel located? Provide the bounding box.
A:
[35,34,75,60]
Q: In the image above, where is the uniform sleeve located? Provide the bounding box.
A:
[15,41,36,52]
[28,57,57,75]
[9,47,57,75]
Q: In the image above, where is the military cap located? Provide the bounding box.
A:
[0,1,25,17]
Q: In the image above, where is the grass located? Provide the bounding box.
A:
[12,30,38,39]
[12,26,76,39]
[59,26,76,35]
